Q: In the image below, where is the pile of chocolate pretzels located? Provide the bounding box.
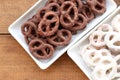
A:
[81,15,120,80]
[21,0,106,59]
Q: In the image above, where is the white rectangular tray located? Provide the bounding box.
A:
[67,6,120,80]
[8,0,117,69]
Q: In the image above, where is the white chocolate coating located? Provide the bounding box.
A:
[83,49,112,68]
[97,24,113,34]
[104,32,120,54]
[111,14,120,32]
[92,56,117,80]
[89,31,106,49]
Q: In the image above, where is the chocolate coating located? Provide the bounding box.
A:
[29,38,54,59]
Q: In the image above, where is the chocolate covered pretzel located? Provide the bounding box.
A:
[37,3,60,21]
[21,22,38,44]
[69,13,87,32]
[87,0,106,14]
[36,7,47,21]
[60,1,78,29]
[47,3,60,15]
[29,38,54,59]
[28,15,39,26]
[37,11,59,37]
[71,0,83,12]
[47,29,72,46]
[81,4,95,22]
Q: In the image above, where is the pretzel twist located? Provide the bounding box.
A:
[29,38,54,59]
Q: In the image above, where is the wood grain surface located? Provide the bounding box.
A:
[0,0,119,80]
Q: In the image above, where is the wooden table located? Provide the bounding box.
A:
[0,0,119,80]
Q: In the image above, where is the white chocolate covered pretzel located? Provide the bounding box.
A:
[104,32,120,54]
[97,24,113,34]
[112,55,120,79]
[83,49,112,68]
[89,31,106,49]
[111,14,120,32]
[91,56,117,80]
[80,44,96,57]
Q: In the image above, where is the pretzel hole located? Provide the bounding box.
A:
[118,68,120,72]
[27,37,32,42]
[41,25,47,32]
[24,26,29,32]
[102,27,109,32]
[36,50,44,56]
[40,10,46,18]
[50,22,56,30]
[90,52,96,58]
[93,58,100,63]
[101,36,104,42]
[84,8,92,18]
[63,4,71,11]
[106,68,112,75]
[113,41,120,46]
[95,4,102,10]
[86,46,91,50]
[45,47,50,54]
[64,17,70,23]
[69,8,75,19]
[101,52,108,56]
[102,60,111,65]
[31,29,37,37]
[93,35,98,43]
[109,35,113,41]
[50,6,58,12]
[62,32,69,39]
[73,23,79,28]
[54,37,63,42]
[77,16,84,23]
[33,42,41,48]
[116,59,120,65]
[47,15,54,20]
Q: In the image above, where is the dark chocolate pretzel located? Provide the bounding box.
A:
[47,29,72,46]
[87,0,106,14]
[60,1,78,29]
[37,11,59,37]
[70,13,87,31]
[29,38,54,59]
